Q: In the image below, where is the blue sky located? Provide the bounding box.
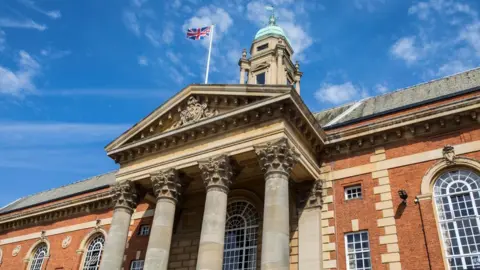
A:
[0,0,479,206]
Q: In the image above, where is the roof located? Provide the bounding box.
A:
[0,171,117,214]
[254,14,290,44]
[315,67,480,129]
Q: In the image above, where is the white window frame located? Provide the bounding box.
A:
[30,243,48,270]
[345,185,362,200]
[344,231,372,270]
[434,169,480,269]
[130,260,144,270]
[82,234,105,270]
[223,200,259,270]
[138,225,150,236]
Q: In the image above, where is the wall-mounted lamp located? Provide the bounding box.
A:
[398,190,408,204]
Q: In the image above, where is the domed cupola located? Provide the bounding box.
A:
[254,13,291,45]
[237,7,303,93]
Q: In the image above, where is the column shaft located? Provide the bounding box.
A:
[100,207,133,270]
[261,173,290,270]
[100,180,137,270]
[196,155,236,270]
[240,68,245,84]
[144,198,176,270]
[197,189,228,270]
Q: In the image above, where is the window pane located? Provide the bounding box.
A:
[434,169,480,269]
[83,235,105,270]
[223,201,259,270]
[345,231,371,270]
[256,73,265,85]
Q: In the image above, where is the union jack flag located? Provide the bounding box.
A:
[186,26,211,40]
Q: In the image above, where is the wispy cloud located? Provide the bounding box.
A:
[123,10,140,36]
[0,18,47,31]
[0,122,128,173]
[390,0,480,78]
[0,122,130,148]
[40,48,71,59]
[354,0,385,12]
[38,88,174,99]
[0,50,40,96]
[0,30,5,52]
[18,0,61,19]
[315,82,368,105]
[138,55,148,66]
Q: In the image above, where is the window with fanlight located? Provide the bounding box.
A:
[434,169,480,270]
[82,234,105,270]
[222,200,260,270]
[30,243,48,270]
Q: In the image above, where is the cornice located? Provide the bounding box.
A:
[0,190,112,232]
[322,96,480,156]
[108,91,325,166]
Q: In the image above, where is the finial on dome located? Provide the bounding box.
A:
[265,5,276,26]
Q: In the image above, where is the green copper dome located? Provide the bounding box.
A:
[254,13,290,44]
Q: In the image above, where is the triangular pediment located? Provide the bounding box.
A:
[105,84,292,152]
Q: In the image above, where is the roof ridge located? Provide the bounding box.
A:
[16,170,117,201]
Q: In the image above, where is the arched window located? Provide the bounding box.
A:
[434,169,480,269]
[223,200,260,270]
[30,243,48,270]
[82,234,105,270]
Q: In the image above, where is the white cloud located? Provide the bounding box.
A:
[437,60,473,77]
[144,26,162,47]
[390,36,421,64]
[39,88,173,99]
[138,56,148,66]
[183,6,233,48]
[315,82,367,105]
[245,1,313,60]
[354,0,385,12]
[19,0,61,19]
[162,22,174,44]
[40,48,71,59]
[0,18,47,31]
[166,50,181,65]
[0,122,130,148]
[459,22,480,57]
[122,10,140,36]
[0,50,40,96]
[393,0,480,77]
[375,83,389,93]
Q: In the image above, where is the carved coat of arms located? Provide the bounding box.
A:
[443,145,456,164]
[171,96,217,129]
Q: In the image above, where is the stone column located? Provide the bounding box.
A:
[144,169,185,270]
[255,139,299,270]
[277,50,284,84]
[100,180,138,270]
[196,155,236,270]
[240,68,245,84]
[298,181,323,270]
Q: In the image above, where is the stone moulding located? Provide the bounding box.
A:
[108,92,325,166]
[323,97,480,156]
[0,191,112,232]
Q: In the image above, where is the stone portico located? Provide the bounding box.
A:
[101,83,326,270]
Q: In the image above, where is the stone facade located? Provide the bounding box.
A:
[2,17,480,270]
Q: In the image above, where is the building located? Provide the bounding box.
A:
[1,13,480,270]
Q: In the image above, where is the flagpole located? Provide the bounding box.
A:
[205,24,214,84]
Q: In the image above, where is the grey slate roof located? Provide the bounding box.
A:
[0,171,117,214]
[315,67,480,129]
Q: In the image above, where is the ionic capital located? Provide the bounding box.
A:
[151,169,184,203]
[111,180,138,211]
[198,155,236,193]
[255,138,299,177]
